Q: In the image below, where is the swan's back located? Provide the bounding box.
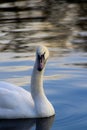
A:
[0,82,35,118]
[0,81,25,91]
[0,81,31,97]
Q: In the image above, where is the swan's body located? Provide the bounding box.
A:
[0,45,55,119]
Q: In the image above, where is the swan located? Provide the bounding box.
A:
[0,45,55,119]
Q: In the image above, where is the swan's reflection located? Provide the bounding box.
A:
[36,116,55,130]
[0,116,55,130]
[0,119,35,130]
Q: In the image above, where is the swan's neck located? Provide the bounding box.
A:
[31,61,45,99]
[30,58,55,117]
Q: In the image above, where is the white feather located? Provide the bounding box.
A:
[0,45,55,119]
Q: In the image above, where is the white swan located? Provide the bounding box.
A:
[0,45,55,119]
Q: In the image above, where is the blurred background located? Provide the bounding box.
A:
[0,0,87,52]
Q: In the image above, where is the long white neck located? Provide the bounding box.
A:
[30,60,45,100]
[30,52,55,117]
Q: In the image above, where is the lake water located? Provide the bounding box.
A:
[0,1,87,129]
[0,44,87,130]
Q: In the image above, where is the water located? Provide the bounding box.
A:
[0,45,87,130]
[0,1,87,130]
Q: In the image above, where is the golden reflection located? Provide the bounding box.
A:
[5,76,30,87]
[0,66,32,72]
[0,52,35,61]
[0,0,86,53]
[44,74,67,80]
[4,74,72,87]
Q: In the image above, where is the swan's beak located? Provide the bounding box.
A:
[37,54,45,71]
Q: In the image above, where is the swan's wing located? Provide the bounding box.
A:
[0,88,22,109]
[0,82,36,118]
[0,81,34,107]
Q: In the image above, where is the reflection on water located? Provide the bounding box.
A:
[0,0,87,52]
[0,119,35,130]
[36,116,55,130]
[0,116,54,130]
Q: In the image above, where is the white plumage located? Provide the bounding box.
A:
[0,45,55,119]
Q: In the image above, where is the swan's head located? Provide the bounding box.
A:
[36,45,49,71]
